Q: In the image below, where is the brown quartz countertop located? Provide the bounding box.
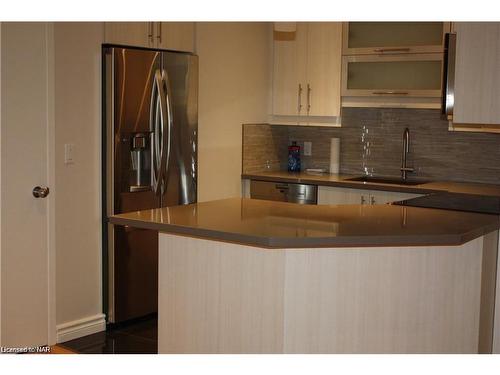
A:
[241,171,500,196]
[109,197,500,248]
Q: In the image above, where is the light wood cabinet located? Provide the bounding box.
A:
[318,185,421,205]
[104,22,154,48]
[448,22,500,129]
[306,23,342,117]
[104,22,195,52]
[368,190,422,205]
[272,23,307,117]
[272,22,342,119]
[318,185,371,205]
[158,22,195,53]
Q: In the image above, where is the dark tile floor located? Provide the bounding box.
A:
[60,315,158,354]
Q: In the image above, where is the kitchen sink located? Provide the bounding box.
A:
[346,176,430,186]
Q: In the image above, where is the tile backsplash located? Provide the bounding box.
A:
[242,123,289,173]
[242,108,500,184]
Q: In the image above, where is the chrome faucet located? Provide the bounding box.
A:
[400,127,414,181]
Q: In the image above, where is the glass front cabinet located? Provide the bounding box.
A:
[343,22,450,55]
[342,54,443,97]
[341,22,451,108]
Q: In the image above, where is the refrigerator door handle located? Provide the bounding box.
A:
[160,69,173,195]
[151,69,168,195]
[150,72,160,193]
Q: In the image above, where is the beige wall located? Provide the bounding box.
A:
[51,22,271,338]
[54,23,104,329]
[196,23,271,202]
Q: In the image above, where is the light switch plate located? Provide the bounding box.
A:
[64,143,75,164]
[304,141,312,156]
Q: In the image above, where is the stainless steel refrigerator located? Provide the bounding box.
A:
[102,45,198,323]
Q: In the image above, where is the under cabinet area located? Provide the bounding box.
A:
[271,22,342,123]
[104,22,195,52]
[317,185,422,205]
[243,180,423,206]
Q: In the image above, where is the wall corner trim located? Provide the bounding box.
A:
[56,313,106,343]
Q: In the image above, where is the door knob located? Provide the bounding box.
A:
[33,186,50,198]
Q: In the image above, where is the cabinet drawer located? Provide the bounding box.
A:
[318,186,369,205]
[318,185,423,205]
[343,22,450,55]
[342,54,443,98]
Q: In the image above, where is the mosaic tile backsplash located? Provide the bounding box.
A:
[242,108,500,184]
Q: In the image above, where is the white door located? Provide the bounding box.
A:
[1,23,55,347]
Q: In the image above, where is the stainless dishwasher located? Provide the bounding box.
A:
[250,180,317,205]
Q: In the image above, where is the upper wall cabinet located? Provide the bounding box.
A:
[158,23,196,53]
[105,22,154,48]
[272,22,342,122]
[342,54,443,98]
[343,22,450,55]
[104,22,195,53]
[445,23,500,130]
[342,22,450,109]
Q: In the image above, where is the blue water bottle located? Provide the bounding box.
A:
[287,141,301,172]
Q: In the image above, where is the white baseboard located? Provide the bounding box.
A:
[56,313,106,343]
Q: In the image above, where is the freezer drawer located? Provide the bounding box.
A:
[250,180,317,205]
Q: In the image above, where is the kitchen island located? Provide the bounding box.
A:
[110,198,500,354]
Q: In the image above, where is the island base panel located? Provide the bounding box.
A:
[158,233,494,353]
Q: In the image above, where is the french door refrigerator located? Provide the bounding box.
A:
[103,45,198,323]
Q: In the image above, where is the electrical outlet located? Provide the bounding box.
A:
[304,141,312,156]
[64,143,75,164]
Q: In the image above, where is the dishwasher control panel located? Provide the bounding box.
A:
[250,180,317,205]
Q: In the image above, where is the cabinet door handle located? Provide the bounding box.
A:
[360,195,366,205]
[307,84,311,114]
[297,84,303,114]
[148,22,154,45]
[372,91,409,95]
[373,48,411,54]
[370,196,376,205]
[443,33,456,120]
[156,22,162,44]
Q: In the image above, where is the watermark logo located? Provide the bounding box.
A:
[1,346,51,354]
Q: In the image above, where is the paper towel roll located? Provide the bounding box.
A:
[329,138,340,174]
